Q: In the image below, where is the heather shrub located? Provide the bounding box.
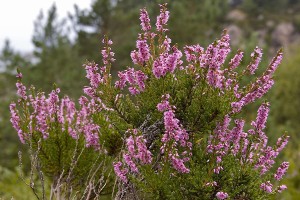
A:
[10,4,289,200]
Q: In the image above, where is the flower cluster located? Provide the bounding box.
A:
[10,81,103,148]
[274,162,289,181]
[114,94,192,183]
[155,3,170,32]
[246,46,263,74]
[277,185,287,193]
[182,32,236,90]
[207,102,289,194]
[113,162,128,183]
[10,103,24,143]
[152,46,183,78]
[158,94,192,173]
[252,102,269,131]
[260,181,273,193]
[228,50,244,70]
[101,38,115,65]
[83,38,115,99]
[16,81,27,100]
[216,191,229,200]
[131,36,151,65]
[231,50,283,113]
[85,64,104,89]
[204,33,231,89]
[139,8,151,32]
[115,68,148,95]
[184,44,204,63]
[114,129,152,182]
[76,96,101,148]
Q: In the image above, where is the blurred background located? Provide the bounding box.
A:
[1,0,300,199]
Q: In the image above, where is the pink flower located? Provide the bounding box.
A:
[205,181,217,187]
[158,95,192,173]
[135,136,153,164]
[229,50,243,70]
[152,48,183,78]
[156,4,170,32]
[274,162,289,180]
[216,191,228,199]
[247,47,262,74]
[139,8,151,32]
[16,72,22,78]
[184,44,204,62]
[118,129,153,176]
[131,38,151,65]
[252,103,270,131]
[123,153,139,173]
[277,185,287,193]
[101,37,115,65]
[113,161,128,182]
[115,68,148,95]
[126,136,136,156]
[265,50,283,76]
[260,181,273,193]
[16,82,27,100]
[276,135,289,152]
[201,33,230,89]
[85,64,103,89]
[10,103,25,143]
[170,155,190,173]
[213,166,223,174]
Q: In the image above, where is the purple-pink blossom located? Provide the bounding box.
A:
[277,185,287,193]
[10,103,25,143]
[157,94,171,112]
[139,8,151,32]
[131,38,151,65]
[156,4,170,32]
[216,191,229,200]
[231,79,274,113]
[113,161,128,182]
[16,82,27,100]
[260,181,273,193]
[229,50,243,70]
[247,47,262,74]
[157,95,191,173]
[101,38,115,65]
[117,129,153,178]
[184,44,204,63]
[123,153,139,173]
[265,50,283,76]
[135,136,153,164]
[274,162,289,180]
[201,33,230,89]
[115,68,148,95]
[252,103,270,131]
[85,64,103,89]
[276,135,289,152]
[152,47,183,78]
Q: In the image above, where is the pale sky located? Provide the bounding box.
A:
[0,0,92,52]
